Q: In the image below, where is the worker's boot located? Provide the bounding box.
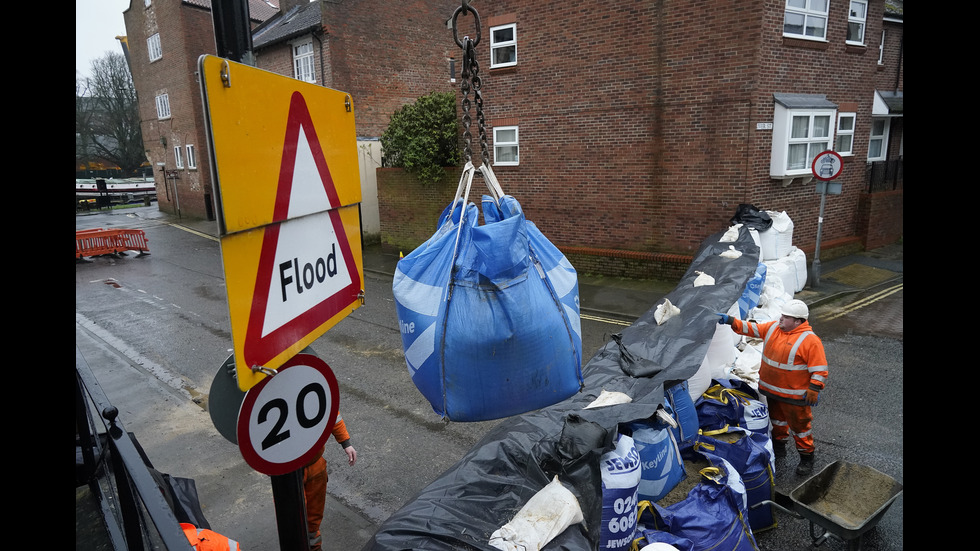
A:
[796,452,815,476]
[772,439,788,458]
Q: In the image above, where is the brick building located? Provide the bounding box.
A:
[123,0,277,221]
[386,0,903,277]
[123,0,459,236]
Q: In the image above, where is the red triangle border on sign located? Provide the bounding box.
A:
[243,91,360,370]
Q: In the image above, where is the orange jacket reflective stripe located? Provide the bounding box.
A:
[731,319,828,404]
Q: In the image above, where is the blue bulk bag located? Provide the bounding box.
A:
[690,427,776,533]
[736,263,767,319]
[628,416,686,504]
[638,453,759,551]
[392,163,583,421]
[664,380,699,446]
[695,379,770,440]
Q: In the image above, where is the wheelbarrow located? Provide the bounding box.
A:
[754,460,903,550]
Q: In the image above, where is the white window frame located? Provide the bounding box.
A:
[783,0,829,41]
[878,29,885,64]
[147,33,162,62]
[835,113,855,156]
[846,0,868,45]
[867,118,890,161]
[493,126,519,166]
[490,23,517,68]
[155,93,171,120]
[185,144,197,169]
[173,146,183,169]
[292,40,316,83]
[771,103,836,178]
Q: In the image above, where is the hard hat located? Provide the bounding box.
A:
[781,299,809,320]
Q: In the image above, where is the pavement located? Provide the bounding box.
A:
[149,207,903,319]
[76,205,902,549]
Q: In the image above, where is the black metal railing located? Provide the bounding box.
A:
[866,157,903,193]
[75,347,192,550]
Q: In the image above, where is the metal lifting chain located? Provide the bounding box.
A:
[452,1,490,168]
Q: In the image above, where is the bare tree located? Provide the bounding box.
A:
[77,52,146,176]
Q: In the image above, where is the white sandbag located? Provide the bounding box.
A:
[719,245,742,259]
[731,342,763,389]
[586,390,633,409]
[687,323,737,401]
[785,247,808,292]
[489,476,584,551]
[720,224,742,242]
[759,211,794,261]
[758,268,785,307]
[747,228,763,262]
[763,257,801,295]
[654,299,681,325]
[693,271,715,287]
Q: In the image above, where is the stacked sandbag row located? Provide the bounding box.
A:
[610,377,776,551]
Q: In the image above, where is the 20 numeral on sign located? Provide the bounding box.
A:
[238,354,340,476]
[258,383,328,450]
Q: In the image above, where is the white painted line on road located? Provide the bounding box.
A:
[76,312,192,399]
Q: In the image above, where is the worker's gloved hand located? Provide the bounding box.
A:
[715,313,733,325]
[805,389,820,406]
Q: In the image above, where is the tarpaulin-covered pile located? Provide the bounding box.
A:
[365,226,764,551]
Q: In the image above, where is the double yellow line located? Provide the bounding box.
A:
[816,282,903,322]
[581,313,633,327]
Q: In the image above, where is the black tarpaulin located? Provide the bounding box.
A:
[364,227,761,551]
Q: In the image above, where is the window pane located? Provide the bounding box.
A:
[493,46,516,65]
[805,16,826,37]
[849,1,867,19]
[868,139,882,158]
[496,129,517,142]
[808,142,829,164]
[838,115,854,131]
[495,146,518,163]
[811,0,828,12]
[787,0,806,9]
[871,119,886,135]
[847,22,864,42]
[812,116,830,137]
[492,27,514,43]
[783,12,804,35]
[836,135,853,153]
[787,144,807,170]
[791,116,810,138]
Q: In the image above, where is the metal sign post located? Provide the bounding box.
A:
[809,151,844,288]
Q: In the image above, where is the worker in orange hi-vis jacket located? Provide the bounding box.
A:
[303,415,357,551]
[716,299,828,476]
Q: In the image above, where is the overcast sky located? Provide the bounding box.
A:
[76,0,131,82]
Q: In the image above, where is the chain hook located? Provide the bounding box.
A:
[452,0,481,48]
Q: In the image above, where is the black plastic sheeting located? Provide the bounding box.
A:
[364,227,761,551]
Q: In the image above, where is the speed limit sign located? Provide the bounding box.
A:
[237,354,339,476]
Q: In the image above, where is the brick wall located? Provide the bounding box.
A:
[322,0,460,139]
[431,0,902,264]
[377,167,460,253]
[125,2,218,220]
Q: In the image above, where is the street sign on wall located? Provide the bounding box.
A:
[199,55,363,391]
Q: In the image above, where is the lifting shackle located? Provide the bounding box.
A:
[450,1,490,167]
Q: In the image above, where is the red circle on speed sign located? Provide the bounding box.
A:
[237,354,339,476]
[811,150,844,181]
